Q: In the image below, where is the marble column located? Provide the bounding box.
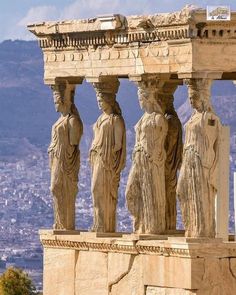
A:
[88,77,126,232]
[48,81,83,230]
[160,81,183,231]
[177,78,221,238]
[126,75,168,234]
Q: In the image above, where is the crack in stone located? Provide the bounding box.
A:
[229,258,236,280]
[108,254,137,294]
[74,251,79,295]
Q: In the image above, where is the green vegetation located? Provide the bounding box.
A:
[0,267,39,295]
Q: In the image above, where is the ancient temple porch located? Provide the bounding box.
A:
[28,5,236,295]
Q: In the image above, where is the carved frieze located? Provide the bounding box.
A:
[41,238,191,257]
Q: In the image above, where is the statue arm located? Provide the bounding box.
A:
[68,117,83,146]
[176,121,183,169]
[154,115,168,140]
[113,117,125,153]
[150,114,167,164]
[210,118,221,190]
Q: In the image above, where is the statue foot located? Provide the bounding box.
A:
[53,222,66,230]
[90,225,105,232]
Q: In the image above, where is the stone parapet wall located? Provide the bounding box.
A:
[40,231,236,295]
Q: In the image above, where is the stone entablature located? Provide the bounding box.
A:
[28,6,236,83]
[28,6,236,49]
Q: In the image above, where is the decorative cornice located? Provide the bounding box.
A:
[41,239,191,257]
[36,28,189,50]
[37,23,236,50]
[27,5,236,51]
[136,245,190,256]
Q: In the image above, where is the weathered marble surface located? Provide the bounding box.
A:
[146,287,196,295]
[163,90,183,231]
[40,232,236,295]
[126,77,167,234]
[90,78,126,232]
[177,78,221,238]
[48,82,83,230]
[28,5,236,84]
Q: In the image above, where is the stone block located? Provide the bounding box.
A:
[122,233,168,240]
[230,258,236,277]
[143,255,204,289]
[39,229,82,235]
[110,255,144,295]
[43,248,76,295]
[75,251,108,295]
[108,252,132,286]
[146,286,197,295]
[197,258,236,295]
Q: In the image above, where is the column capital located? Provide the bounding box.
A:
[161,80,182,95]
[88,76,120,97]
[129,75,182,97]
[50,80,77,107]
[51,81,75,91]
[184,78,214,113]
[45,77,83,86]
[178,72,223,80]
[86,76,118,83]
[184,78,212,91]
[129,73,171,83]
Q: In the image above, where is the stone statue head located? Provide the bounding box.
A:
[52,82,76,115]
[93,79,122,116]
[52,84,66,112]
[185,79,213,113]
[138,86,163,114]
[160,94,174,113]
[96,92,122,115]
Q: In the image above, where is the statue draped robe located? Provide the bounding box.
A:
[48,113,82,230]
[165,110,183,230]
[177,111,220,237]
[126,112,168,234]
[90,114,126,232]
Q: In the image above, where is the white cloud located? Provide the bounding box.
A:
[16,0,236,28]
[10,5,60,41]
[60,0,203,20]
[5,26,34,41]
[18,5,59,26]
[60,0,157,20]
[5,0,236,41]
[61,0,122,20]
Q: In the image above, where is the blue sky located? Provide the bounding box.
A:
[1,0,236,41]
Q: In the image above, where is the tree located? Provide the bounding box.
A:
[0,267,38,295]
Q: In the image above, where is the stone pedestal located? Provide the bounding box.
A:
[40,230,236,295]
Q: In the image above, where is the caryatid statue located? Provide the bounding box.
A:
[89,77,126,233]
[126,77,168,234]
[48,82,83,230]
[177,78,221,238]
[161,83,183,231]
